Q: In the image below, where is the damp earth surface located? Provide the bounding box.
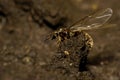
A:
[0,0,120,80]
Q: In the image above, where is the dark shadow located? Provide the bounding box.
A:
[43,17,67,30]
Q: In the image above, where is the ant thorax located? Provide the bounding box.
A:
[53,28,82,42]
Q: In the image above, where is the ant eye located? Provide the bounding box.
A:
[52,35,56,39]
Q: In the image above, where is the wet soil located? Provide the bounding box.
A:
[0,0,120,80]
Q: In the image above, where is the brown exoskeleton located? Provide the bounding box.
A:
[48,8,113,49]
[46,8,113,72]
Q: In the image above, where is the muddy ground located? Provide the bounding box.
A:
[0,0,120,80]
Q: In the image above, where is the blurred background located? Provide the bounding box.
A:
[0,0,120,80]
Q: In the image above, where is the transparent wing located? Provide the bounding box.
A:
[70,8,113,31]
